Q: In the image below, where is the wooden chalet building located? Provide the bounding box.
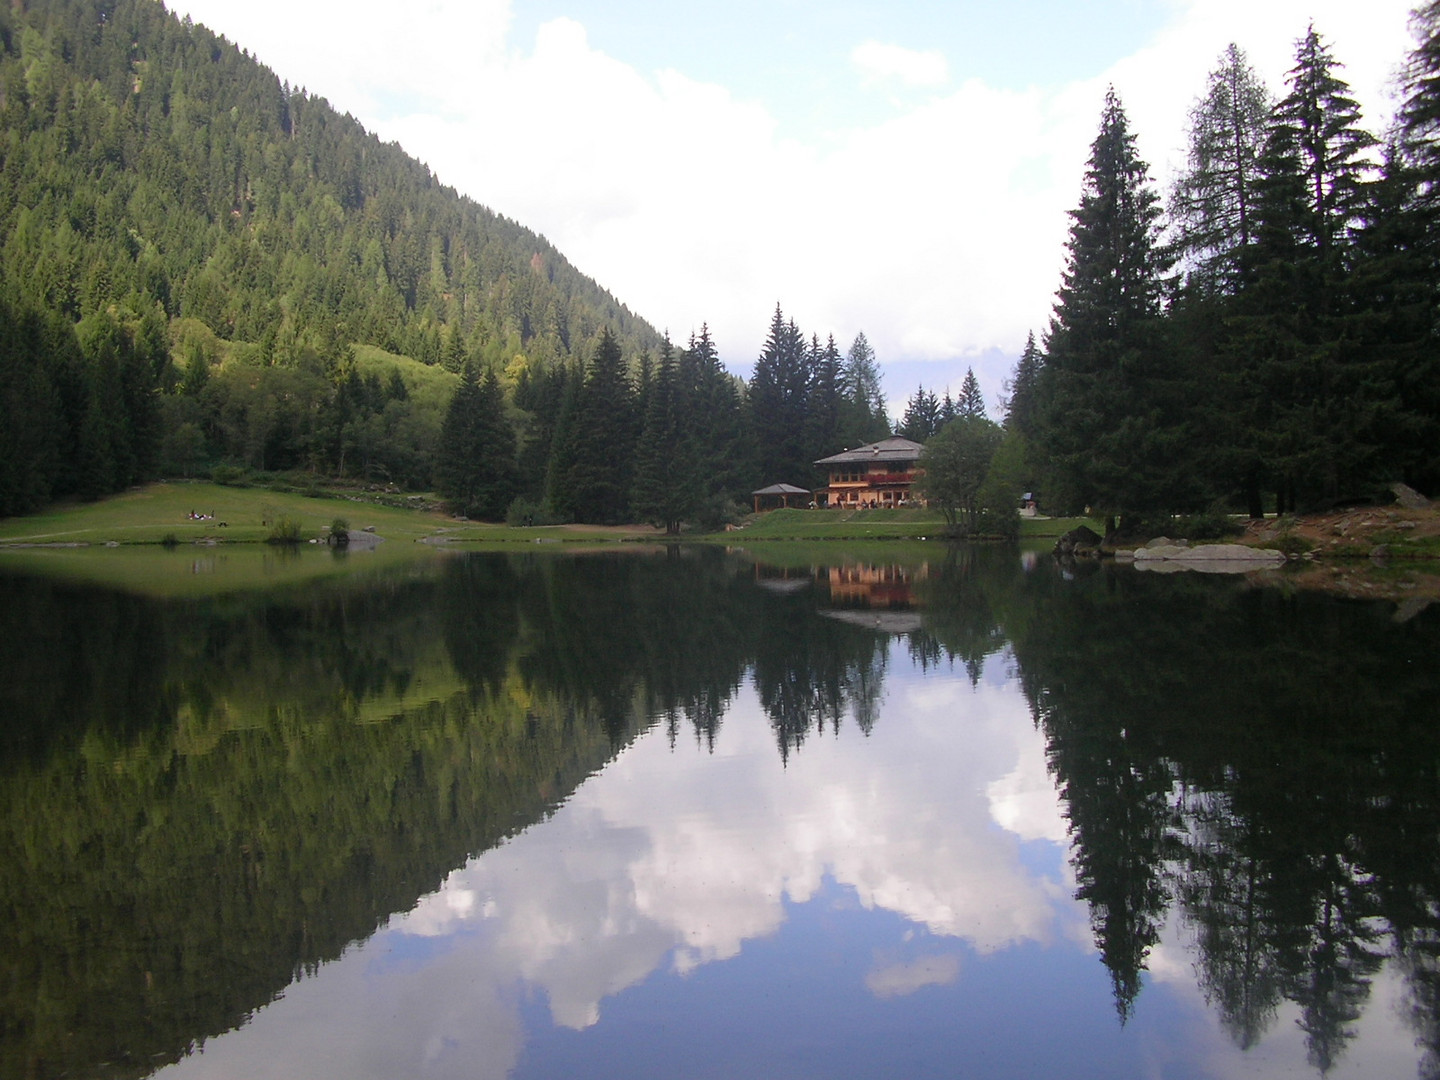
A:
[814,437,925,508]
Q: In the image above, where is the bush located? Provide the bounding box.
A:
[266,516,303,545]
[1270,532,1313,557]
[329,517,350,545]
[1172,511,1243,541]
[691,495,747,534]
[1114,510,1242,543]
[505,496,565,527]
[210,464,247,486]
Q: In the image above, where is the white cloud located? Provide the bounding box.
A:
[852,40,950,88]
[166,0,1417,405]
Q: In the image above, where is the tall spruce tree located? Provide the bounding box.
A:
[1006,332,1044,436]
[1172,44,1271,295]
[679,323,747,508]
[1168,46,1275,517]
[749,305,812,485]
[957,368,986,419]
[561,328,636,524]
[804,334,844,462]
[839,331,890,446]
[1235,27,1383,510]
[631,337,695,533]
[435,363,516,520]
[1278,26,1377,259]
[900,384,942,442]
[1038,88,1180,525]
[1401,2,1440,167]
[1383,4,1440,493]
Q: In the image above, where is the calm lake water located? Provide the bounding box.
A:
[2,544,1439,1080]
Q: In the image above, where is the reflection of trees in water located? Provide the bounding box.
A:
[503,548,897,760]
[0,566,625,1080]
[752,591,889,759]
[908,545,1014,685]
[509,547,754,749]
[8,550,1440,1077]
[1009,563,1440,1069]
[1176,802,1283,1049]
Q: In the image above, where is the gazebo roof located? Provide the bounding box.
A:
[813,436,924,467]
[752,483,812,496]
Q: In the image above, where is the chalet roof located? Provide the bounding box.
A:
[752,483,812,496]
[813,436,924,467]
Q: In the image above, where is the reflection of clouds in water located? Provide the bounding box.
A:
[865,952,962,998]
[405,887,479,936]
[410,654,1076,1024]
[986,727,1069,845]
[153,940,529,1080]
[158,648,1076,1078]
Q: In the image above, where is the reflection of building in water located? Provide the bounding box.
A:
[819,563,929,635]
[825,563,927,610]
[751,563,814,595]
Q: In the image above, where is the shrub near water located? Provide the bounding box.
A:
[266,516,303,545]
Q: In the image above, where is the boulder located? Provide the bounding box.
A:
[1390,482,1432,510]
[1132,542,1285,574]
[1054,525,1103,557]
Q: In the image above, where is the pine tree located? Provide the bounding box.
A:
[804,334,843,462]
[561,328,636,524]
[900,384,941,442]
[1400,2,1440,179]
[679,323,747,515]
[839,331,890,445]
[631,338,696,533]
[0,294,62,515]
[938,392,958,428]
[957,368,986,419]
[435,363,516,519]
[1276,26,1377,260]
[1383,3,1440,492]
[1006,332,1044,436]
[1234,27,1384,509]
[1038,88,1180,524]
[749,305,812,485]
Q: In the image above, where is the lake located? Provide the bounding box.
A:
[2,543,1438,1079]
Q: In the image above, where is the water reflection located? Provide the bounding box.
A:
[0,548,1437,1079]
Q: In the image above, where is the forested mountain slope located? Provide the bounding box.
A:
[0,0,661,514]
[0,0,655,359]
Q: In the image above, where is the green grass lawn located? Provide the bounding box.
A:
[703,507,1101,542]
[0,484,1102,550]
[0,482,668,548]
[0,481,457,544]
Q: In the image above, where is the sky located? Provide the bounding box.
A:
[165,0,1419,416]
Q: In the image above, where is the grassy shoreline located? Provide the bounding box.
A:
[0,483,1093,548]
[7,486,1438,607]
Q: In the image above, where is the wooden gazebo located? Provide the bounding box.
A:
[752,483,812,513]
